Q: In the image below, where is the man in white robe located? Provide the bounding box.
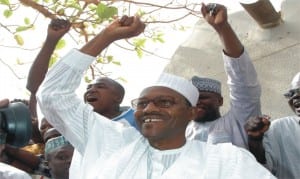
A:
[245,72,300,179]
[186,3,261,150]
[37,4,275,179]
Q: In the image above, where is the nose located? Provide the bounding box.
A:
[142,101,160,113]
[87,85,97,93]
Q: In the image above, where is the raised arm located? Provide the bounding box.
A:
[27,19,71,94]
[202,3,261,149]
[26,19,71,118]
[80,15,145,56]
[201,3,243,57]
[36,15,145,153]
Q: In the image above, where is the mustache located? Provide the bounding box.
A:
[140,111,164,119]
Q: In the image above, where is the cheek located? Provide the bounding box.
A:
[134,111,142,124]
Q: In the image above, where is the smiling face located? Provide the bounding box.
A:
[133,86,196,149]
[84,77,124,117]
[287,88,300,116]
[194,91,223,123]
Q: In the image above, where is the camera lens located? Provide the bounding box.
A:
[0,102,32,147]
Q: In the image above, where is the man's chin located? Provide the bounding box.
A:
[194,116,216,123]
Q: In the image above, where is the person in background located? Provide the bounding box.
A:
[44,136,74,179]
[37,5,274,178]
[245,72,300,179]
[24,16,138,178]
[3,18,71,179]
[0,98,32,179]
[186,3,261,150]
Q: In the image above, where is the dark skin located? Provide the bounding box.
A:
[288,88,300,116]
[193,3,243,123]
[134,86,197,150]
[84,77,125,119]
[194,91,223,122]
[46,145,74,179]
[245,88,300,164]
[27,19,71,119]
[1,19,71,175]
[244,115,271,164]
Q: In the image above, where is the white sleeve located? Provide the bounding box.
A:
[36,49,102,153]
[221,50,262,148]
[0,163,32,179]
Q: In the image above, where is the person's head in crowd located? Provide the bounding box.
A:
[132,73,198,149]
[284,72,300,116]
[43,128,61,143]
[45,135,74,179]
[84,77,125,118]
[191,76,223,122]
[39,117,54,142]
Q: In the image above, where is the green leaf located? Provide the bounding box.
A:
[112,61,121,66]
[0,0,10,5]
[14,34,24,46]
[152,32,165,43]
[133,38,146,48]
[96,57,104,63]
[96,3,118,20]
[16,25,33,32]
[24,17,30,25]
[48,55,58,68]
[84,76,92,83]
[55,39,66,50]
[136,48,143,58]
[66,3,82,11]
[106,55,113,63]
[3,9,12,18]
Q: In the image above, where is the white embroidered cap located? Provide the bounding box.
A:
[154,73,199,106]
[45,135,71,154]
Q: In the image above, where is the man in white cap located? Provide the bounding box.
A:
[36,7,274,179]
[186,3,261,149]
[44,136,74,179]
[245,72,300,179]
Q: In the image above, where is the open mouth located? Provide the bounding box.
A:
[294,101,300,108]
[86,95,98,102]
[143,118,163,123]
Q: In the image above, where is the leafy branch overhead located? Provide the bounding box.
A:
[0,0,202,80]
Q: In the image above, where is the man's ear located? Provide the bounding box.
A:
[218,96,223,106]
[114,95,123,104]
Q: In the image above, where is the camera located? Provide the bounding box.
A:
[0,102,32,147]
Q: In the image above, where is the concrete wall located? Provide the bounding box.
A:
[164,0,300,119]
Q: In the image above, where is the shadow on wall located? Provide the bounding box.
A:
[164,0,300,119]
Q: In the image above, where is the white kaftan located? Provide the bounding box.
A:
[186,50,261,149]
[264,116,300,179]
[37,49,273,179]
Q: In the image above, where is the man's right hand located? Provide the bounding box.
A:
[47,18,71,41]
[102,15,146,42]
[245,115,271,140]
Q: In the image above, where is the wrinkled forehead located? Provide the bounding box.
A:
[139,86,186,100]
